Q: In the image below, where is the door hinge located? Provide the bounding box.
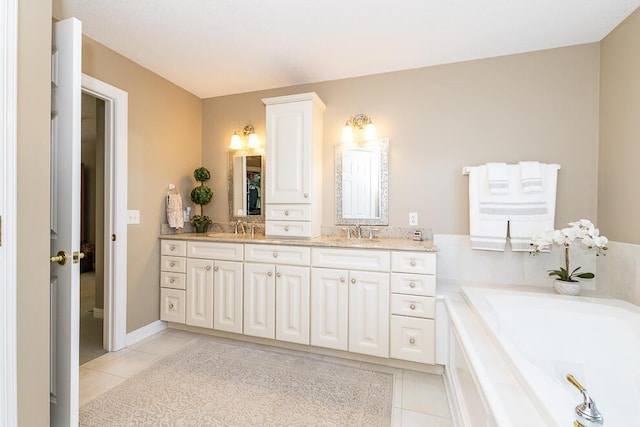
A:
[112,234,116,242]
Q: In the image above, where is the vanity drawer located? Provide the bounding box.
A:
[390,315,435,364]
[312,248,390,272]
[160,272,186,290]
[161,239,187,257]
[391,294,435,319]
[391,251,436,275]
[266,204,312,221]
[160,288,186,324]
[161,256,187,273]
[245,244,310,265]
[390,273,436,297]
[187,241,244,261]
[265,220,312,238]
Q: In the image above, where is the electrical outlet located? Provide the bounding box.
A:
[409,212,418,226]
[127,210,140,224]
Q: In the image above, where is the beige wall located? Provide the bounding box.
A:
[203,43,600,233]
[82,37,203,332]
[599,8,640,244]
[17,0,51,425]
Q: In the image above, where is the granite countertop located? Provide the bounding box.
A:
[159,232,438,252]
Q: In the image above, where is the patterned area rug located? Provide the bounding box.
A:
[80,338,393,426]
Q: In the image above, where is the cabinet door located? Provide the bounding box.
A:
[186,258,214,328]
[310,268,348,351]
[214,261,243,334]
[244,263,276,339]
[160,288,185,324]
[276,265,310,345]
[349,271,390,358]
[265,101,312,204]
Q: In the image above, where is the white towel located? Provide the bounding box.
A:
[469,166,508,251]
[486,162,509,194]
[167,193,184,229]
[519,161,542,193]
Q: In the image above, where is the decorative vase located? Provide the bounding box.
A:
[554,279,581,296]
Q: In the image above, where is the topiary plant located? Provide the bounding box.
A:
[190,166,213,233]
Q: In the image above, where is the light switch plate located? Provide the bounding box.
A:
[127,210,140,224]
[409,212,418,226]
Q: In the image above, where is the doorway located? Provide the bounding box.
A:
[79,93,107,364]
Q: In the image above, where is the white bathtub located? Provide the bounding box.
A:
[462,286,640,426]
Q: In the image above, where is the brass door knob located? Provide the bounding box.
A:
[50,251,68,265]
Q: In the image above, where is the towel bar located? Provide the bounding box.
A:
[462,164,561,175]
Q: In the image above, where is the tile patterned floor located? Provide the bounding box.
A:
[80,329,453,426]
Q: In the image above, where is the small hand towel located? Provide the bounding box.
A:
[167,193,184,229]
[519,161,542,193]
[486,162,509,194]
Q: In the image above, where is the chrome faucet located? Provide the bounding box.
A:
[566,374,604,427]
[352,224,363,239]
[234,219,246,235]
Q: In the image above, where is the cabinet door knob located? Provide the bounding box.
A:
[169,303,174,309]
[351,278,356,284]
[169,278,175,284]
[273,252,278,258]
[409,282,416,288]
[409,304,416,310]
[206,265,211,271]
[340,277,345,283]
[284,226,289,232]
[304,193,309,198]
[267,271,273,277]
[276,272,281,278]
[169,245,175,251]
[169,262,175,267]
[409,338,416,344]
[214,266,219,271]
[410,260,416,267]
[284,210,289,216]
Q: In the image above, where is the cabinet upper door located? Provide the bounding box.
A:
[265,101,313,204]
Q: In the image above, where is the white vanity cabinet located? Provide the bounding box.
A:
[244,244,311,344]
[389,251,436,364]
[160,240,187,323]
[262,92,325,238]
[186,242,244,332]
[311,248,390,358]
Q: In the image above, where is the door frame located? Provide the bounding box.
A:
[0,0,18,424]
[81,74,128,351]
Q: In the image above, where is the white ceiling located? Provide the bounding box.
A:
[54,0,640,99]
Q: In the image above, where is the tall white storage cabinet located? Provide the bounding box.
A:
[262,92,325,238]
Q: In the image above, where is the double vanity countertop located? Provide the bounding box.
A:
[159,232,438,252]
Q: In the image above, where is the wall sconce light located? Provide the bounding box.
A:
[340,113,378,143]
[229,125,260,150]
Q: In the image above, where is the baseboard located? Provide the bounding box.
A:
[126,320,167,347]
[93,308,103,319]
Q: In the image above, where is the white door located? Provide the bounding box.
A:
[213,260,243,334]
[310,268,348,351]
[243,263,275,339]
[348,271,390,358]
[186,259,214,328]
[50,17,82,427]
[275,265,310,345]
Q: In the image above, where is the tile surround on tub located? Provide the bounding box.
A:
[597,240,640,306]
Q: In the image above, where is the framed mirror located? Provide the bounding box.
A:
[335,138,389,226]
[228,151,264,223]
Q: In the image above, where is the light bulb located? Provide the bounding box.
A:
[340,125,353,143]
[247,132,259,148]
[229,133,242,150]
[364,123,378,141]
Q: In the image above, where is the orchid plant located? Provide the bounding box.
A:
[530,219,608,282]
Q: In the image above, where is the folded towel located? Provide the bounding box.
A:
[519,161,542,193]
[167,193,184,229]
[486,162,509,194]
[469,166,508,251]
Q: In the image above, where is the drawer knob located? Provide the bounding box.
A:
[409,304,416,310]
[276,272,281,278]
[206,265,211,271]
[273,252,278,258]
[409,338,416,344]
[410,260,416,267]
[340,277,345,283]
[169,262,175,267]
[170,245,175,251]
[214,266,219,271]
[351,278,356,284]
[284,210,289,216]
[409,282,416,288]
[304,193,309,198]
[284,226,289,232]
[169,303,174,309]
[268,271,273,277]
[169,278,175,284]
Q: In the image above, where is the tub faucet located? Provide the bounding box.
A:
[234,219,246,235]
[566,374,604,427]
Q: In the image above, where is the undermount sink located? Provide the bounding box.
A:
[206,232,264,240]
